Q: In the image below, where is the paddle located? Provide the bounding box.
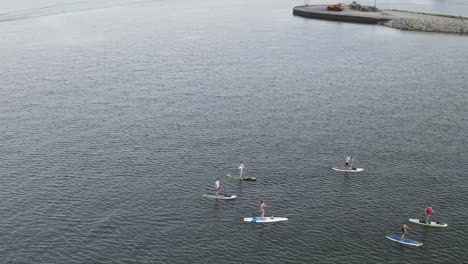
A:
[416,213,428,219]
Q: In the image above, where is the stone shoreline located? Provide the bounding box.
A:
[293,5,468,34]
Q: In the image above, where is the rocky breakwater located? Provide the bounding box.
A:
[382,10,468,34]
[293,5,468,34]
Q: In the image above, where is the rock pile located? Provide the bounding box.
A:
[383,11,468,34]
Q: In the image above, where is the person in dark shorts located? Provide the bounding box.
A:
[401,223,409,241]
[345,156,351,169]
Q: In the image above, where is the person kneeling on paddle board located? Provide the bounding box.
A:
[425,204,433,224]
[260,200,267,217]
[239,162,246,179]
[345,156,351,169]
[401,224,409,241]
[215,178,220,196]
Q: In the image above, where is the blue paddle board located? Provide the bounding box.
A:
[386,235,423,247]
[243,217,288,223]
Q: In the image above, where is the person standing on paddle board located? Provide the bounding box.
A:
[345,156,351,169]
[401,223,409,241]
[260,200,267,217]
[425,205,433,224]
[239,162,246,179]
[215,178,220,196]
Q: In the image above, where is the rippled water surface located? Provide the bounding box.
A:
[1,0,467,263]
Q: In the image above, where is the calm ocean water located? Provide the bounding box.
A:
[1,0,467,263]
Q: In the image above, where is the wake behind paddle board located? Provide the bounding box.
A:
[244,216,288,223]
[202,193,237,200]
[386,235,423,247]
[226,174,256,181]
[332,167,364,172]
[409,219,448,227]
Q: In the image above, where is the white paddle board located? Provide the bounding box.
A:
[202,194,237,200]
[243,216,288,223]
[409,219,448,227]
[332,167,364,172]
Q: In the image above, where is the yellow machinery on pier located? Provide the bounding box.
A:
[327,3,345,11]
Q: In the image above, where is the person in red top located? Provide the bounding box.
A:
[425,205,433,224]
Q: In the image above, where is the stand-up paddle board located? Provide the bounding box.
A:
[202,193,237,200]
[226,174,256,181]
[386,235,423,247]
[243,217,288,223]
[409,219,448,227]
[332,167,364,172]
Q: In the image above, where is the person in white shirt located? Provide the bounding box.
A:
[345,156,351,169]
[215,178,220,196]
[260,200,267,217]
[239,162,246,179]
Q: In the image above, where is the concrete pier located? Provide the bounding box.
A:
[293,5,392,24]
[293,5,468,34]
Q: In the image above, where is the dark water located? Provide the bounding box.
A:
[1,0,467,263]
